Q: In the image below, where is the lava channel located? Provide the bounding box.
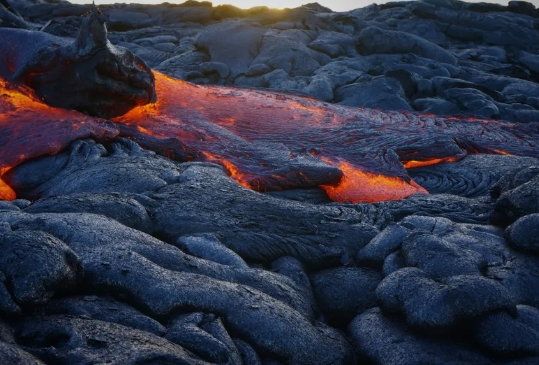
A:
[2,71,539,203]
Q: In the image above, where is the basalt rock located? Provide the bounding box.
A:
[349,308,492,365]
[1,211,354,364]
[1,1,539,364]
[310,266,382,326]
[0,226,82,316]
[16,315,212,365]
[0,5,156,118]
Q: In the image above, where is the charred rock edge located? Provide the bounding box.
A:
[0,2,157,118]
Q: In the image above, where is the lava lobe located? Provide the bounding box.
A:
[2,70,539,203]
[1,9,539,204]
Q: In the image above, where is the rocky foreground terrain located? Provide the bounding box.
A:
[1,0,539,364]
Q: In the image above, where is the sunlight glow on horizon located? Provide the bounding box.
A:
[67,0,537,13]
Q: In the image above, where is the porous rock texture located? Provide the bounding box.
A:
[1,0,539,364]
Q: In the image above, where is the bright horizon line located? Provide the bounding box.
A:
[68,0,530,13]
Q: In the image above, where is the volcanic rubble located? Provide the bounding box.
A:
[1,0,539,364]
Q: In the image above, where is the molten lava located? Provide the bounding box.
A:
[1,71,538,203]
[320,160,428,203]
[0,79,119,200]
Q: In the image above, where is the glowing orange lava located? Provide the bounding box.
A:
[403,157,462,169]
[321,161,428,203]
[0,80,119,200]
[1,71,538,203]
[0,168,16,201]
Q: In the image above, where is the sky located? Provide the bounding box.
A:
[69,0,539,13]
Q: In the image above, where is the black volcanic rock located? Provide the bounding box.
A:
[349,308,492,365]
[1,212,353,364]
[17,0,536,122]
[310,266,381,326]
[473,306,539,356]
[39,296,166,336]
[401,232,487,279]
[0,227,82,316]
[0,342,46,365]
[165,313,243,364]
[492,172,539,225]
[0,5,156,118]
[1,0,539,363]
[505,214,539,253]
[357,26,457,65]
[376,267,516,329]
[24,193,153,233]
[16,315,211,365]
[357,223,410,265]
[4,139,184,200]
[146,163,380,267]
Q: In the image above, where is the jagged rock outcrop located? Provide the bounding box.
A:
[0,4,156,118]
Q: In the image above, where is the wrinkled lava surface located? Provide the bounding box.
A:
[1,72,538,202]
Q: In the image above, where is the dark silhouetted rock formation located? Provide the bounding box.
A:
[0,4,156,118]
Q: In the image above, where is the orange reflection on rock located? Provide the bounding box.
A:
[0,167,15,201]
[403,157,461,169]
[203,151,254,189]
[493,149,513,156]
[321,161,428,203]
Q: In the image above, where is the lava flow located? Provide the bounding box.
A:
[2,71,539,203]
[0,79,119,200]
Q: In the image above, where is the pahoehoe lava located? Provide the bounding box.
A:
[1,5,539,204]
[2,1,539,364]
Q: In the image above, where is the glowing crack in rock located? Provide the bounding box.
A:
[1,72,539,203]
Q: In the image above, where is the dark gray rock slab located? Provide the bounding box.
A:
[165,313,243,364]
[307,31,358,58]
[336,77,412,110]
[251,31,330,77]
[4,139,184,200]
[488,249,539,309]
[1,213,353,364]
[177,233,249,269]
[443,88,499,118]
[24,193,153,233]
[106,10,152,30]
[302,74,334,101]
[39,296,166,336]
[348,308,491,365]
[409,155,539,198]
[505,214,539,253]
[310,267,381,326]
[0,342,46,365]
[194,21,265,79]
[492,173,539,225]
[357,223,410,265]
[401,232,486,279]
[413,97,462,115]
[374,193,493,224]
[358,26,457,65]
[1,211,313,319]
[146,163,381,267]
[155,50,209,79]
[376,267,516,329]
[17,315,210,365]
[0,227,82,316]
[473,306,539,356]
[270,256,316,314]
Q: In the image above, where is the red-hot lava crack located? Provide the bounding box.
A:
[1,72,538,203]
